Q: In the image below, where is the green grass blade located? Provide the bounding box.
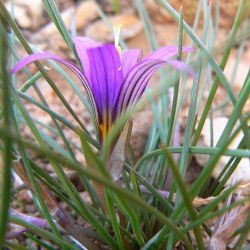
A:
[163,149,204,249]
[19,71,44,92]
[0,125,193,249]
[42,0,81,67]
[0,22,13,248]
[9,215,76,250]
[190,0,248,146]
[166,7,183,146]
[0,3,93,142]
[105,190,125,250]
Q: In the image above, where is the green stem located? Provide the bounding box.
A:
[0,22,12,248]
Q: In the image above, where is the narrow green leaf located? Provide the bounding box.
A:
[0,21,13,248]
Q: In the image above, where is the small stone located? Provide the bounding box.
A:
[18,190,33,204]
[81,191,92,205]
[86,14,142,42]
[36,7,73,37]
[6,0,43,30]
[37,0,98,37]
[145,0,174,24]
[131,109,153,158]
[32,1,99,53]
[75,0,99,31]
[224,50,250,90]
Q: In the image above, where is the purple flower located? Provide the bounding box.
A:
[12,37,194,141]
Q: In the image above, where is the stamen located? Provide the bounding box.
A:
[113,25,122,56]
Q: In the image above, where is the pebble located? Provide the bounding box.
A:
[5,0,43,30]
[36,1,99,37]
[131,109,154,158]
[85,14,142,42]
[75,0,99,31]
[145,0,244,28]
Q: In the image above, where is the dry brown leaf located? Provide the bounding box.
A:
[108,121,132,181]
[208,204,250,250]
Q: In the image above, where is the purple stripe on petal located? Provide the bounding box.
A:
[131,60,195,104]
[130,64,163,106]
[118,59,165,112]
[117,57,195,112]
[72,36,100,82]
[121,49,142,78]
[87,44,123,123]
[116,46,194,111]
[145,45,193,61]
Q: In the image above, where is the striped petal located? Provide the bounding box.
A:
[11,52,97,120]
[145,45,193,60]
[166,60,195,78]
[86,44,124,126]
[117,56,194,112]
[72,36,100,82]
[117,59,164,112]
[128,59,195,107]
[121,49,142,78]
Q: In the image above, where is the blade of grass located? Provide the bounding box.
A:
[234,209,250,249]
[4,242,29,250]
[135,147,250,170]
[10,92,62,238]
[105,190,125,250]
[166,7,183,146]
[25,233,58,250]
[18,71,44,92]
[163,149,205,249]
[189,0,248,146]
[141,113,250,248]
[177,0,210,181]
[9,215,76,250]
[177,110,250,220]
[159,0,238,106]
[182,198,249,234]
[0,126,193,249]
[0,22,13,248]
[0,3,95,146]
[42,0,81,67]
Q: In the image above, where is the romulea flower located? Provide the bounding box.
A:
[12,34,194,143]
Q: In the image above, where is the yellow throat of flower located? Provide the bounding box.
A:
[99,111,112,141]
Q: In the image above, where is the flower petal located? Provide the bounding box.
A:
[72,36,100,81]
[12,52,97,121]
[145,45,193,60]
[87,44,124,123]
[12,52,85,82]
[117,58,195,112]
[121,49,142,78]
[117,59,164,112]
[166,59,195,78]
